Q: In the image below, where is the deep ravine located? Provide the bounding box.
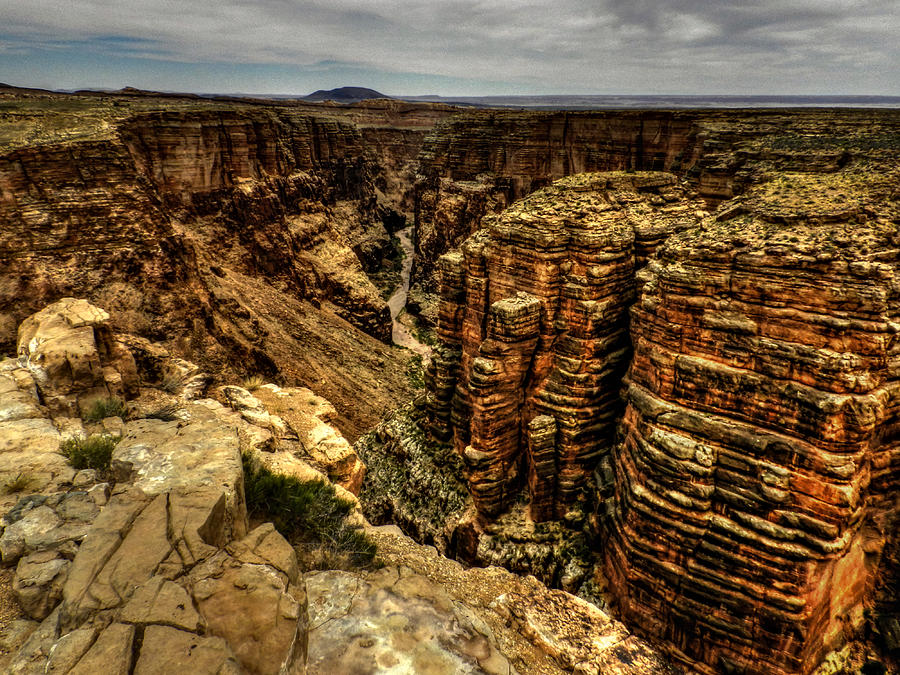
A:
[387,226,431,358]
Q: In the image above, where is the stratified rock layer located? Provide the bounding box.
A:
[409,108,900,319]
[603,169,900,674]
[427,172,705,521]
[0,102,425,439]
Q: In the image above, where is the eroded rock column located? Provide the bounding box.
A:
[427,172,704,521]
[604,186,900,674]
[464,293,541,516]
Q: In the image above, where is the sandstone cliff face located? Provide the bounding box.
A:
[411,111,701,304]
[0,101,420,438]
[603,169,900,674]
[409,109,900,315]
[426,172,706,521]
[409,165,900,674]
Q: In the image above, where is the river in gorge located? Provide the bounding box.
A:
[387,226,432,358]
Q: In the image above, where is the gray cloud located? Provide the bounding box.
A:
[1,0,897,94]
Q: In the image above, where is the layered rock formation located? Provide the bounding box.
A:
[0,96,427,439]
[426,172,705,521]
[409,108,900,320]
[392,163,900,673]
[603,169,900,674]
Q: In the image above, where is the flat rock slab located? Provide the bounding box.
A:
[306,566,512,675]
[112,414,247,541]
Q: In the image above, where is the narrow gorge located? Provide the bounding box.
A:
[1,87,898,674]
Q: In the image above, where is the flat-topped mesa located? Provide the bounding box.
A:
[603,169,900,674]
[426,171,705,521]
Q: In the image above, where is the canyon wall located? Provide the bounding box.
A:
[602,170,900,674]
[426,172,706,521]
[419,162,900,673]
[410,111,701,316]
[409,109,900,324]
[0,102,422,438]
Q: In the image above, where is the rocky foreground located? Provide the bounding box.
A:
[0,298,670,674]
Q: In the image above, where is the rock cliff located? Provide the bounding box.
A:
[409,109,900,323]
[426,172,706,521]
[369,164,900,673]
[0,95,428,439]
[603,168,900,674]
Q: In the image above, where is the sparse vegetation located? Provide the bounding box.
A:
[242,374,266,391]
[369,233,407,300]
[405,354,425,389]
[412,323,438,347]
[143,403,181,422]
[241,452,376,569]
[160,375,184,393]
[60,435,117,472]
[83,396,127,422]
[2,473,39,495]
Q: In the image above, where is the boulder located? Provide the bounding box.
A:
[13,550,69,620]
[16,298,138,417]
[306,567,511,675]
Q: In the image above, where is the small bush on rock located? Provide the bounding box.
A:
[143,403,181,422]
[2,473,38,495]
[241,453,376,569]
[60,435,117,472]
[160,375,183,393]
[84,397,126,422]
[242,374,265,391]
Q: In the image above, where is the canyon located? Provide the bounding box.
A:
[1,85,899,674]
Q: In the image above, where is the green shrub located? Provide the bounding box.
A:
[143,403,180,422]
[405,354,425,390]
[241,453,376,568]
[60,435,117,472]
[242,374,266,391]
[84,397,126,422]
[160,375,183,393]
[2,473,38,495]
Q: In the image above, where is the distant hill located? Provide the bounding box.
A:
[304,87,390,103]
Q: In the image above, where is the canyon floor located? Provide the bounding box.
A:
[1,85,899,674]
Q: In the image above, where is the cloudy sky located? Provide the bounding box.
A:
[1,0,897,96]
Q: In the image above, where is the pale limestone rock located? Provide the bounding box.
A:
[43,627,98,674]
[119,576,201,632]
[133,626,242,675]
[188,524,306,675]
[0,416,72,503]
[253,385,366,494]
[1,492,101,565]
[219,385,285,434]
[71,470,96,488]
[225,522,300,584]
[111,416,247,540]
[0,364,42,422]
[67,623,134,675]
[16,298,138,416]
[0,505,60,564]
[306,567,512,675]
[493,583,669,674]
[58,487,235,631]
[13,550,69,620]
